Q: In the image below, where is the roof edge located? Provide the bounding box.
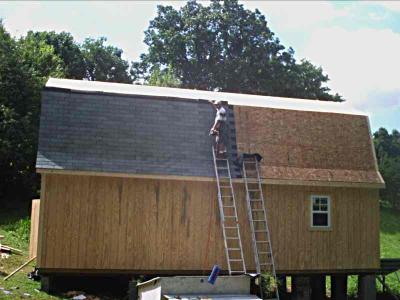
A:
[45,78,367,116]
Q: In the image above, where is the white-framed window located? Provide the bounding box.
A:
[310,195,331,228]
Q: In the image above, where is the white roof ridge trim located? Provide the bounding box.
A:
[46,78,367,116]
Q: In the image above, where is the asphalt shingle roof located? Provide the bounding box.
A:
[36,89,240,178]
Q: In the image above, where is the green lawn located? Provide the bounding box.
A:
[0,206,399,299]
[0,208,63,299]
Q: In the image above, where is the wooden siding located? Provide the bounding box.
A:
[37,174,380,273]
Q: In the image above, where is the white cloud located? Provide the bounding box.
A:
[241,1,348,30]
[379,1,400,13]
[302,26,400,111]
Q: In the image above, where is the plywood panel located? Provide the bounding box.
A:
[29,199,40,259]
[234,106,383,185]
[37,174,380,273]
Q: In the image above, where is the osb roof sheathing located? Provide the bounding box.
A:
[234,105,384,185]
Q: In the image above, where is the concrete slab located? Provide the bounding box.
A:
[136,276,255,300]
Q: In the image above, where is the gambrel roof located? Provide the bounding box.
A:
[37,78,384,188]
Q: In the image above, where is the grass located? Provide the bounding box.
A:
[0,206,400,299]
[0,208,64,299]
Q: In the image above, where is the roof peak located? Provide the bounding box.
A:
[46,78,366,116]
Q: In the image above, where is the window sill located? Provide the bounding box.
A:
[309,226,333,232]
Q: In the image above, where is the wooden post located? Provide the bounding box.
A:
[331,275,348,300]
[358,274,376,300]
[311,274,326,300]
[29,199,40,259]
[292,276,311,300]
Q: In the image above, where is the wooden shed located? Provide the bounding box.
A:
[35,78,384,279]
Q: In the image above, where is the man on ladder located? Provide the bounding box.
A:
[208,100,227,156]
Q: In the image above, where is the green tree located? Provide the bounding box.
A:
[148,66,181,87]
[0,22,44,203]
[132,0,343,101]
[22,31,86,79]
[374,128,400,209]
[81,37,132,83]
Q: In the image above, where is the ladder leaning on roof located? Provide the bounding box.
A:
[212,146,246,275]
[242,154,280,300]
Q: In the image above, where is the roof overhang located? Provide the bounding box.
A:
[37,168,385,189]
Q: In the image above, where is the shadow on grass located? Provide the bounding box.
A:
[380,207,400,235]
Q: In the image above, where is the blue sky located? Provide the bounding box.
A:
[1,1,399,132]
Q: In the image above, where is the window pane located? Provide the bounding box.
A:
[320,198,328,205]
[314,198,320,205]
[320,204,328,211]
[313,213,328,226]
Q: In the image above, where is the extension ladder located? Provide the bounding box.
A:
[242,155,279,300]
[212,147,246,275]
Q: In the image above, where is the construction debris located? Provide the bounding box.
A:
[3,256,36,281]
[0,235,22,257]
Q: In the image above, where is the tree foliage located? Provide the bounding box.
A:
[148,66,181,87]
[0,23,43,202]
[0,24,132,204]
[374,128,400,209]
[81,37,132,83]
[132,0,343,101]
[23,31,86,79]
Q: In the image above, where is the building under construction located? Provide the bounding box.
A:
[33,78,387,299]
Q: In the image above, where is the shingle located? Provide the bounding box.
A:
[36,90,240,178]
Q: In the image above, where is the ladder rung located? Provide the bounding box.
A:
[223,205,235,208]
[230,271,245,273]
[244,161,257,164]
[228,248,241,251]
[253,219,266,222]
[254,230,267,232]
[260,262,273,265]
[224,226,238,229]
[216,159,228,161]
[220,185,231,188]
[250,199,262,202]
[217,167,229,170]
[248,189,260,192]
[258,251,271,255]
[225,216,236,218]
[252,209,264,212]
[226,237,239,240]
[256,241,269,243]
[229,259,244,261]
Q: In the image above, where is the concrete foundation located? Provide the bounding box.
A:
[311,275,326,300]
[358,274,376,300]
[292,276,311,300]
[135,276,259,300]
[331,275,347,300]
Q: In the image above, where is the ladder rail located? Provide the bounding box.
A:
[255,158,279,284]
[226,157,247,274]
[242,160,261,274]
[243,156,280,300]
[212,147,232,275]
[212,146,246,275]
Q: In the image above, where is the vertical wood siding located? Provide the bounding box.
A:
[38,174,380,273]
